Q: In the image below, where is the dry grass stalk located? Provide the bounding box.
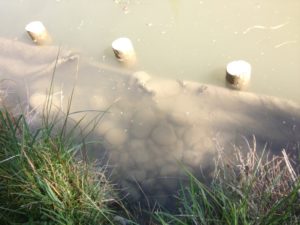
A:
[214,136,300,216]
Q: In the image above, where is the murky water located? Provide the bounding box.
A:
[0,0,299,102]
[0,0,300,210]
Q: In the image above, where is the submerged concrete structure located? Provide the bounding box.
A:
[0,38,299,208]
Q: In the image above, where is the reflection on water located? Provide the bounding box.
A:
[0,0,299,102]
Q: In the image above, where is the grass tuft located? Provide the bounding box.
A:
[0,110,124,225]
[155,137,300,225]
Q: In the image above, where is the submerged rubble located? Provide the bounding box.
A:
[0,38,299,208]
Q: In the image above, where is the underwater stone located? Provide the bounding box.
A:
[166,94,208,126]
[128,170,147,182]
[128,139,150,164]
[130,109,157,138]
[119,152,129,163]
[202,137,214,150]
[121,180,141,201]
[104,128,128,146]
[109,150,121,162]
[113,216,132,225]
[156,140,183,162]
[141,178,156,188]
[168,111,191,126]
[171,141,184,161]
[182,150,204,168]
[128,139,145,152]
[174,127,186,139]
[89,95,109,109]
[162,177,179,190]
[154,189,169,206]
[29,92,61,113]
[144,78,182,98]
[145,139,164,157]
[151,122,177,146]
[119,151,136,169]
[160,164,179,177]
[168,111,187,126]
[183,127,206,147]
[97,120,115,135]
[130,71,151,87]
[181,80,206,93]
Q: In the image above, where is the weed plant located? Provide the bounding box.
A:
[0,53,128,224]
[155,137,300,225]
[0,109,127,225]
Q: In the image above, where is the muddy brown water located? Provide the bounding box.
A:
[0,0,300,211]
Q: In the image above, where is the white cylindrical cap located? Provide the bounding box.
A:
[226,60,251,90]
[112,37,136,65]
[25,21,52,45]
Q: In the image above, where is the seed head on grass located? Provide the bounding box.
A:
[214,137,300,221]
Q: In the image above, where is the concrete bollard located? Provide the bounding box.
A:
[25,21,52,45]
[226,60,251,90]
[112,37,136,66]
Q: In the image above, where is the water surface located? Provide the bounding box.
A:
[0,0,299,102]
[0,0,300,210]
